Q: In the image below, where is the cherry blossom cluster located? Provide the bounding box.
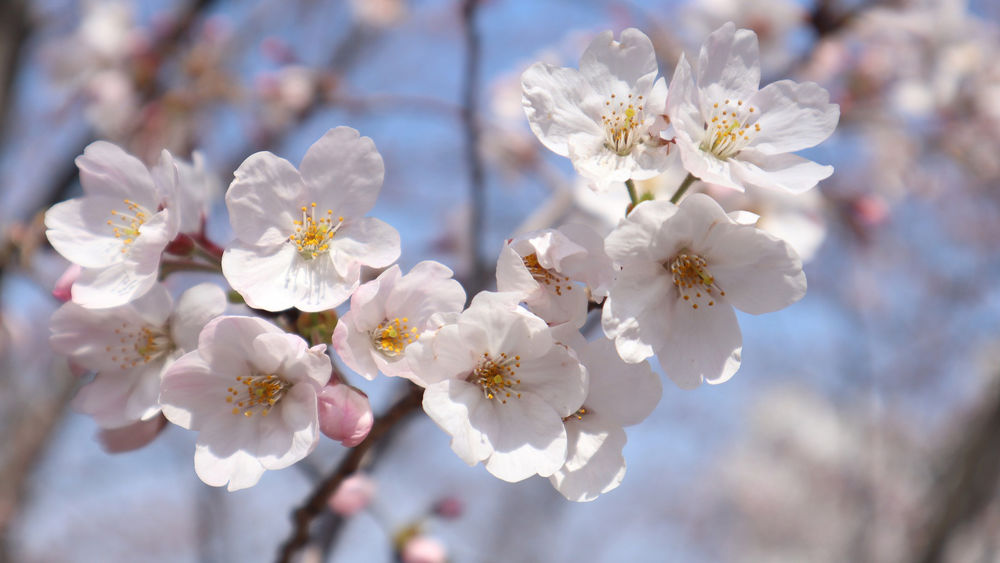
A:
[44,22,836,502]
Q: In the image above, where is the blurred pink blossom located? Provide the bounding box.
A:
[327,473,376,517]
[402,536,447,563]
[52,264,82,302]
[97,415,168,454]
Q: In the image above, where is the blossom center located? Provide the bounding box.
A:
[106,199,152,254]
[522,253,573,296]
[668,253,725,310]
[289,202,344,260]
[370,317,418,358]
[469,352,522,404]
[105,322,172,370]
[602,93,646,156]
[699,99,760,160]
[226,373,289,417]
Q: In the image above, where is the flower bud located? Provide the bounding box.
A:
[317,382,373,447]
[327,473,375,516]
[52,264,82,302]
[98,416,167,453]
[432,497,463,520]
[402,536,447,563]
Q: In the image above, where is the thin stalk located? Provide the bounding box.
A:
[669,173,697,204]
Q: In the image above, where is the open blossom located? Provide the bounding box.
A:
[602,194,806,388]
[44,141,179,308]
[222,127,401,312]
[522,28,671,192]
[549,332,661,502]
[50,283,226,428]
[332,261,465,383]
[409,292,588,482]
[160,316,331,491]
[666,22,839,194]
[496,224,614,327]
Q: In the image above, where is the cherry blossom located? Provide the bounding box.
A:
[160,315,332,491]
[44,141,180,308]
[409,292,588,482]
[666,22,839,193]
[602,194,806,388]
[496,224,614,327]
[548,331,661,501]
[332,261,465,383]
[50,283,226,428]
[522,28,671,192]
[221,126,401,312]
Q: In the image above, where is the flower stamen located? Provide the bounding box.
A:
[470,352,522,404]
[700,99,760,160]
[522,253,573,296]
[106,199,152,254]
[288,202,344,260]
[602,93,646,156]
[226,373,289,417]
[668,253,725,310]
[370,317,419,358]
[106,322,171,370]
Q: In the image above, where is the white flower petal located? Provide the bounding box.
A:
[749,80,840,154]
[706,224,806,315]
[696,22,761,103]
[549,417,627,502]
[170,283,227,352]
[483,392,568,481]
[330,218,401,271]
[299,127,385,219]
[730,151,834,194]
[658,296,742,388]
[521,63,603,156]
[226,151,304,246]
[75,141,155,201]
[422,380,494,466]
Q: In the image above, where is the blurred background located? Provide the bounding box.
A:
[2,0,1000,561]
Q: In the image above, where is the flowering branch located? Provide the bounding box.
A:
[276,385,424,563]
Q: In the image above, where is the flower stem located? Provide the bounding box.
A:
[669,173,697,204]
[625,179,639,208]
[158,259,222,279]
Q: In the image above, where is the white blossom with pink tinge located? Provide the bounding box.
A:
[602,194,806,388]
[332,261,465,384]
[50,283,226,428]
[522,28,671,192]
[548,330,661,501]
[666,22,839,194]
[409,292,588,483]
[496,224,614,327]
[44,141,180,308]
[222,127,401,312]
[160,316,332,491]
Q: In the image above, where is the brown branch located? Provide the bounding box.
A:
[275,385,424,563]
[911,378,1000,563]
[460,0,488,296]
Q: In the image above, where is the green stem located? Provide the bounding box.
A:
[625,179,639,208]
[669,173,697,204]
[192,244,223,268]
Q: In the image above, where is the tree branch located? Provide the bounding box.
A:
[460,0,488,295]
[275,385,423,563]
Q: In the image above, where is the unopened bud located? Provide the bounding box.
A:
[98,416,168,453]
[317,382,373,447]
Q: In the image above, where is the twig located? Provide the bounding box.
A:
[275,385,424,563]
[460,0,487,295]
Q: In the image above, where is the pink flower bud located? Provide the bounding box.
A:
[432,497,463,520]
[98,416,167,453]
[317,383,373,447]
[52,264,82,302]
[327,473,375,516]
[402,536,447,563]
